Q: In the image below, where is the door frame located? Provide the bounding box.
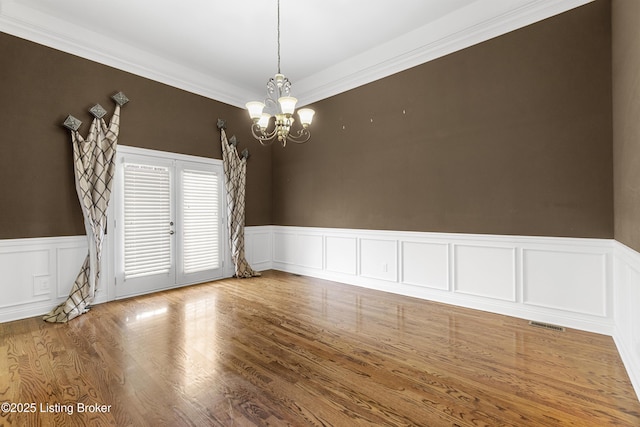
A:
[104,145,231,302]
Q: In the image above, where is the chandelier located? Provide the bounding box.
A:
[245,0,315,147]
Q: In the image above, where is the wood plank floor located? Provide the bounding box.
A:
[1,270,639,426]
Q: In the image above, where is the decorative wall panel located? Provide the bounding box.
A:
[523,249,607,316]
[360,238,398,282]
[326,236,357,275]
[401,241,448,290]
[454,245,516,302]
[0,236,86,322]
[0,248,49,308]
[245,227,273,270]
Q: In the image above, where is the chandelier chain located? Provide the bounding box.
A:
[277,0,281,74]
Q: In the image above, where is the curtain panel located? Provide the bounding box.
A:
[218,121,260,278]
[44,102,122,323]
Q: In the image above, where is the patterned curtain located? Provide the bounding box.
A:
[44,101,122,323]
[218,120,260,278]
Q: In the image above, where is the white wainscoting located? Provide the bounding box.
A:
[0,235,88,323]
[0,228,624,335]
[271,226,614,335]
[2,227,639,399]
[270,226,640,399]
[613,241,640,399]
[0,227,272,322]
[244,226,274,272]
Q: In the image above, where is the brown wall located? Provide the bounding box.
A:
[0,33,272,239]
[0,1,616,241]
[613,0,640,252]
[272,0,613,238]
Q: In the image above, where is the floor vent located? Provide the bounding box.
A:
[528,321,565,332]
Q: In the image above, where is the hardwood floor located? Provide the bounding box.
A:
[1,270,639,426]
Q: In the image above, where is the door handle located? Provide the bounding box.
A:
[169,230,175,235]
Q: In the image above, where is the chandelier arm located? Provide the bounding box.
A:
[284,127,311,144]
[250,123,279,145]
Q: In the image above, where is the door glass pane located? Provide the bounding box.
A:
[123,163,172,279]
[182,169,219,274]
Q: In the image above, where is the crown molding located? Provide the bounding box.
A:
[0,0,252,108]
[294,0,594,106]
[1,0,593,108]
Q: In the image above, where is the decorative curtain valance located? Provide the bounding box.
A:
[44,92,129,323]
[217,119,260,278]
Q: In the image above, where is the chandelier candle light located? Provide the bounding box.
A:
[246,0,315,147]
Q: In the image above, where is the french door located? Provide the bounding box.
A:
[113,149,224,298]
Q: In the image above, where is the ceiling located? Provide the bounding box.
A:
[0,0,592,108]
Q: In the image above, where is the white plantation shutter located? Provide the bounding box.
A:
[123,163,172,279]
[182,169,220,274]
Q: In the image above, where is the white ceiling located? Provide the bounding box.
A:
[0,0,592,107]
